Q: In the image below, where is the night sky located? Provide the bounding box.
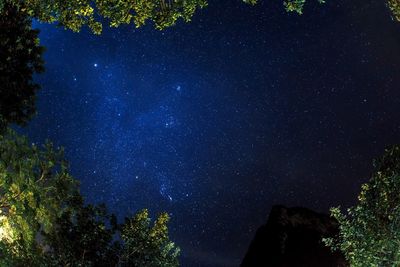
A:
[21,0,400,266]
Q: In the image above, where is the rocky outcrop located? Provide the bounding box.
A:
[241,205,348,267]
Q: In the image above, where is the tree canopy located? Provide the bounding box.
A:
[2,0,399,35]
[120,209,180,267]
[389,0,400,22]
[0,3,44,132]
[0,128,79,265]
[325,146,400,266]
[0,0,327,34]
[1,0,400,36]
[0,129,180,266]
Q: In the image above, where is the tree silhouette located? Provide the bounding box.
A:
[0,3,44,132]
[0,129,180,267]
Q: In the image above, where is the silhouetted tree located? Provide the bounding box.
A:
[0,3,44,132]
[0,129,180,267]
[44,201,120,267]
[325,145,400,266]
[46,205,180,267]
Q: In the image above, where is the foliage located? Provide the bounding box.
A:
[46,206,180,267]
[120,209,180,267]
[0,0,208,34]
[388,0,400,22]
[43,202,121,267]
[0,129,180,266]
[283,0,307,14]
[0,3,44,132]
[0,0,327,34]
[283,0,321,14]
[0,128,78,265]
[324,146,400,266]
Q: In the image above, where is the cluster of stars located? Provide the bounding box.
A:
[26,1,400,266]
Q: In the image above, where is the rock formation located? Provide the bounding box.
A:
[241,205,348,267]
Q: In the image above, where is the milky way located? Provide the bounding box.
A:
[22,0,400,265]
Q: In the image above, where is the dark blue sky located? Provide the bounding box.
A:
[22,0,400,265]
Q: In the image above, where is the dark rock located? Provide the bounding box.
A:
[241,205,348,267]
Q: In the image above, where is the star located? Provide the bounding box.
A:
[22,3,400,266]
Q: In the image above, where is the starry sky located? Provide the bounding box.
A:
[21,0,400,266]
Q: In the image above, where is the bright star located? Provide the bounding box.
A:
[94,63,98,67]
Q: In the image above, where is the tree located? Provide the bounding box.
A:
[388,0,400,22]
[0,129,180,266]
[0,0,208,34]
[43,202,121,267]
[283,0,325,14]
[0,128,79,265]
[46,206,180,267]
[119,209,180,267]
[1,0,399,35]
[0,0,326,35]
[0,3,45,132]
[324,146,400,266]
